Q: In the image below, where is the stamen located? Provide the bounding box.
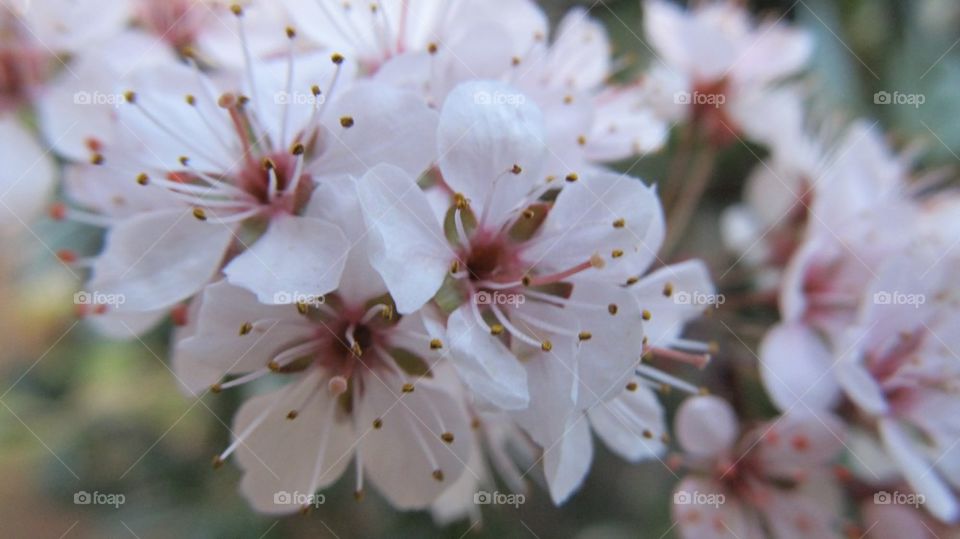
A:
[636,364,700,394]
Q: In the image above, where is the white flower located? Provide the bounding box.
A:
[174,184,473,512]
[57,13,437,330]
[672,396,847,539]
[358,80,712,503]
[643,0,812,147]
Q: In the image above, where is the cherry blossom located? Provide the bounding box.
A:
[671,396,847,539]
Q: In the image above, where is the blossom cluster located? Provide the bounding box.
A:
[1,0,958,536]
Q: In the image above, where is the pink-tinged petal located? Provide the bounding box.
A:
[234,370,356,514]
[438,81,546,229]
[87,309,168,341]
[115,60,235,172]
[430,445,485,526]
[446,305,529,410]
[879,418,959,523]
[672,477,762,539]
[512,302,581,441]
[315,82,438,179]
[88,209,233,312]
[224,214,349,305]
[525,171,659,277]
[452,0,547,56]
[38,30,176,162]
[588,384,667,462]
[586,87,670,161]
[730,86,806,148]
[859,503,936,539]
[23,0,131,51]
[676,395,738,458]
[629,260,714,348]
[760,323,842,412]
[836,360,889,416]
[644,1,742,82]
[63,158,183,218]
[751,412,846,480]
[302,175,388,304]
[541,414,593,505]
[355,164,451,313]
[540,8,611,91]
[761,488,844,539]
[358,368,473,509]
[0,116,56,229]
[733,23,812,85]
[172,281,314,395]
[568,281,646,408]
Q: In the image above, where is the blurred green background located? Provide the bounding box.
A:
[2,0,959,537]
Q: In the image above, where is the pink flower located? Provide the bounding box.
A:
[671,396,847,539]
[643,0,812,147]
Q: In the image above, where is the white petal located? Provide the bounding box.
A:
[629,259,714,348]
[224,214,349,305]
[438,81,545,229]
[88,209,233,311]
[354,164,451,313]
[879,418,959,523]
[446,305,529,410]
[836,360,889,416]
[315,82,438,179]
[675,395,738,458]
[589,384,667,462]
[524,170,659,277]
[358,368,474,509]
[759,323,842,412]
[541,414,593,505]
[0,116,56,229]
[234,371,356,514]
[172,281,314,395]
[568,281,646,408]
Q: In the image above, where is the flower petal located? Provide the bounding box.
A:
[675,395,738,458]
[315,82,438,179]
[446,305,529,410]
[88,209,233,312]
[234,370,356,514]
[760,323,842,412]
[588,383,667,462]
[438,81,545,229]
[355,164,452,313]
[358,367,474,509]
[224,214,349,305]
